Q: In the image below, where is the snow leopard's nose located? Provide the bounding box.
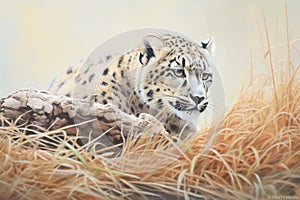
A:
[189,93,205,105]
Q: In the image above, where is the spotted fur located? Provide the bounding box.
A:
[49,33,216,142]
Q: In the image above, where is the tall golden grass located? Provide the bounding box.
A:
[1,14,300,200]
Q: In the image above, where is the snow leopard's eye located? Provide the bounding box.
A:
[202,73,211,81]
[173,69,186,78]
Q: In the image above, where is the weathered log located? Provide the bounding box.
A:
[0,88,167,145]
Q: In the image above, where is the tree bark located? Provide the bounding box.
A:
[0,88,167,145]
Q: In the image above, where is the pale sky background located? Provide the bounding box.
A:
[0,0,299,106]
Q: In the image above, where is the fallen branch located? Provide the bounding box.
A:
[0,88,167,145]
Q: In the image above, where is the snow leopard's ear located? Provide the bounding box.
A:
[201,37,216,56]
[139,35,165,65]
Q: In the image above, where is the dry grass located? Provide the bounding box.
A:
[1,17,300,200]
